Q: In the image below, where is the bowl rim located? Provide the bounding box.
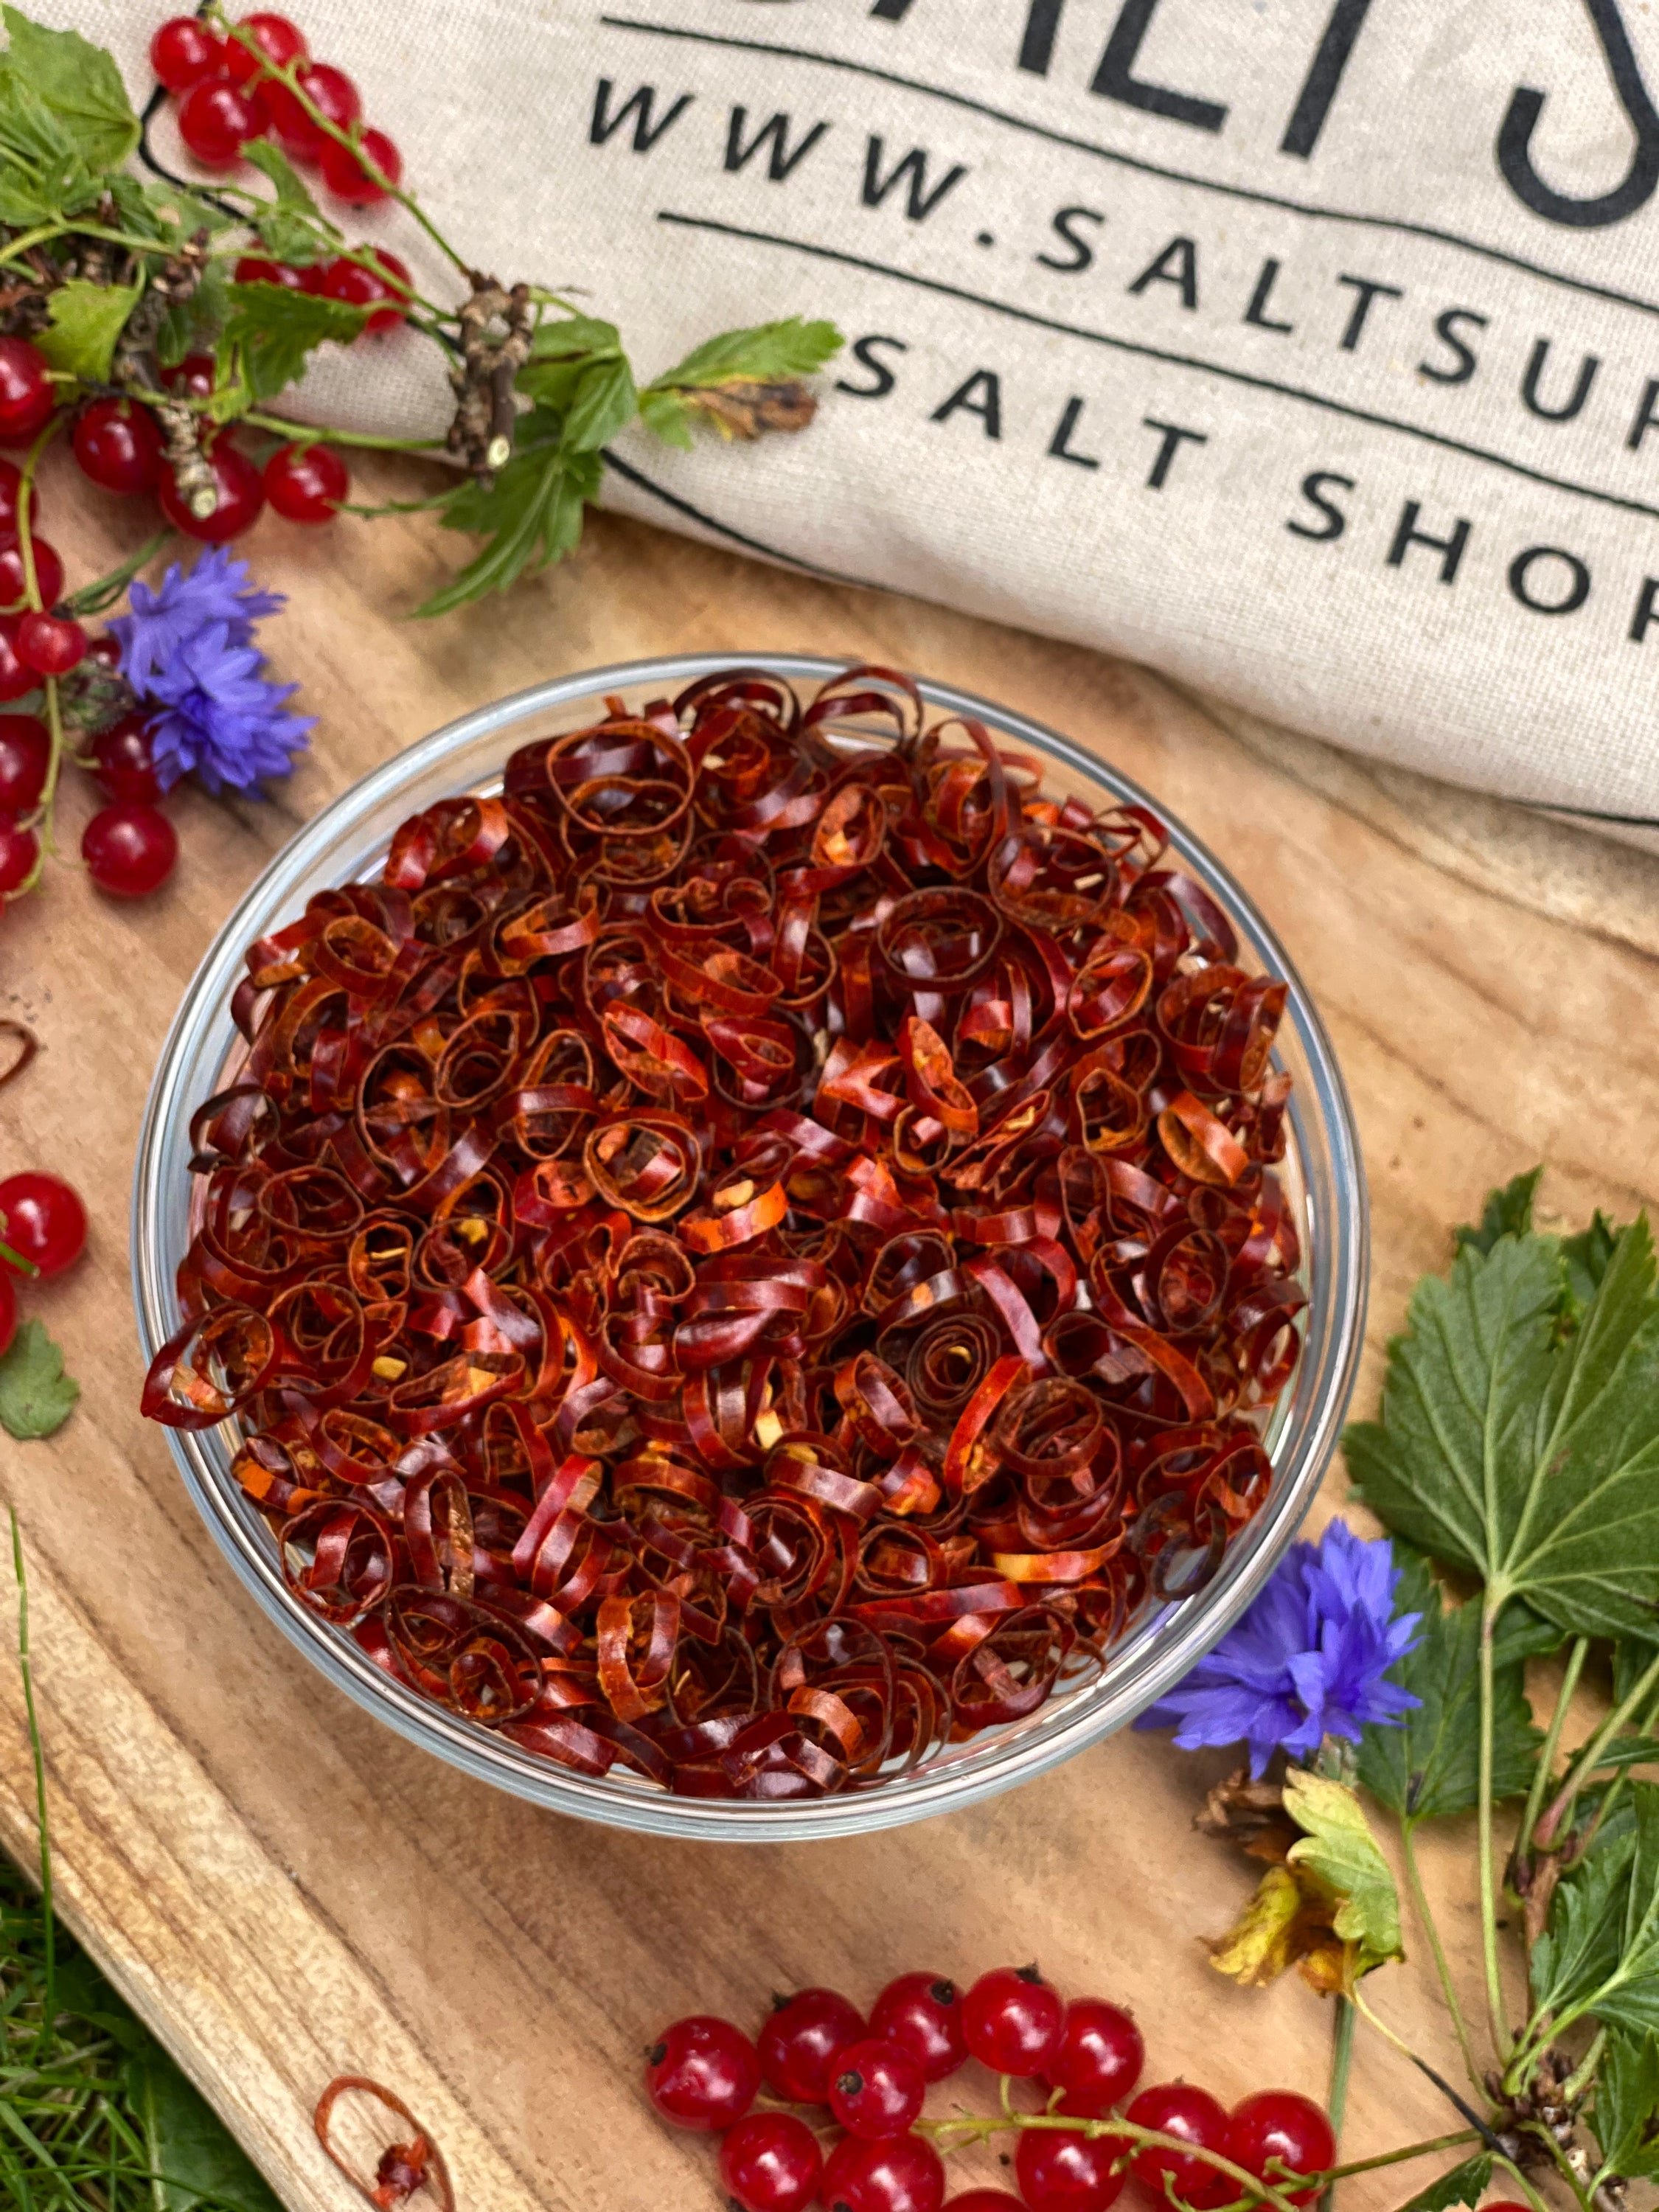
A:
[132,650,1368,1842]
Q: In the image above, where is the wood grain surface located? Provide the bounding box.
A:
[1,447,1655,2212]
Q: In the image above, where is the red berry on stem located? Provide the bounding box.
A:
[161,354,218,403]
[159,441,264,542]
[0,1174,87,1278]
[0,817,36,894]
[821,2133,945,2212]
[17,613,86,677]
[642,2015,759,2132]
[0,459,37,535]
[0,538,64,613]
[1226,2093,1335,2210]
[758,1987,866,2104]
[321,251,411,333]
[177,76,269,167]
[871,1974,968,2084]
[830,2038,926,2141]
[0,338,53,446]
[234,254,313,293]
[150,16,226,91]
[0,715,47,813]
[83,802,178,900]
[265,60,359,162]
[717,2112,823,2212]
[223,11,306,83]
[1124,2085,1234,2212]
[73,397,165,495]
[0,621,36,703]
[1014,2116,1126,2212]
[87,634,120,672]
[89,713,164,804]
[319,126,401,204]
[961,1967,1065,2079]
[0,1268,15,1356]
[264,442,349,524]
[1046,2001,1144,2118]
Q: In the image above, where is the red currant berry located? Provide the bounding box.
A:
[0,621,36,703]
[73,397,164,496]
[717,2112,823,2212]
[758,1988,866,2105]
[642,2014,758,2132]
[1014,2117,1126,2212]
[0,715,47,813]
[234,254,313,292]
[89,713,164,804]
[319,125,401,205]
[871,1973,967,2084]
[0,1267,15,1356]
[263,441,348,524]
[830,2038,926,2141]
[936,2197,1023,2210]
[0,1174,87,1278]
[961,1967,1064,2079]
[161,354,218,403]
[0,816,36,893]
[87,634,121,672]
[264,60,359,161]
[1227,2093,1335,2209]
[159,441,265,542]
[83,801,178,900]
[320,251,410,333]
[177,76,269,167]
[1124,2085,1233,2212]
[0,538,63,613]
[821,2132,945,2212]
[223,12,306,83]
[16,613,86,677]
[150,16,226,91]
[0,338,54,447]
[1045,2001,1144,2118]
[0,459,37,536]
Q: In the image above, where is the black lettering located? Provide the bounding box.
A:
[1387,501,1470,582]
[1287,470,1354,542]
[1507,546,1591,614]
[1243,257,1294,335]
[1281,0,1375,157]
[931,369,1003,438]
[1091,0,1228,133]
[1520,337,1600,422]
[1335,274,1403,350]
[1627,378,1659,449]
[863,137,968,220]
[869,0,917,15]
[1128,235,1198,309]
[1417,307,1488,386]
[835,334,908,400]
[1497,0,1659,229]
[590,78,694,152]
[1037,206,1105,274]
[726,107,830,181]
[1142,417,1207,488]
[1018,0,1066,73]
[1048,397,1101,468]
[1629,576,1659,640]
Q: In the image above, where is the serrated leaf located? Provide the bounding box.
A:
[647,314,843,392]
[1283,1769,1403,1972]
[1566,1212,1621,1313]
[0,72,98,225]
[124,2035,284,2212]
[1593,2025,1659,2181]
[1531,1787,1659,2039]
[1208,1861,1349,1992]
[0,1318,78,1439]
[1397,2152,1493,2212]
[218,279,366,401]
[240,137,331,263]
[32,277,140,383]
[563,352,637,451]
[0,5,138,169]
[1454,1167,1542,1256]
[1357,1544,1551,1823]
[529,313,623,361]
[420,410,602,616]
[637,386,695,451]
[1346,1215,1659,1641]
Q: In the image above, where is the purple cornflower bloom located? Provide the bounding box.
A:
[1135,1520,1421,1777]
[110,548,313,794]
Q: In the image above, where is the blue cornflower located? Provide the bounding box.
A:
[110,548,311,794]
[1135,1520,1422,1778]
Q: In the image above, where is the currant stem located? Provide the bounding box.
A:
[917,2110,1301,2212]
[1516,1635,1588,1868]
[1477,1596,1512,2064]
[1534,1640,1659,1854]
[1399,1819,1482,2094]
[1319,1997,1354,2212]
[240,411,444,453]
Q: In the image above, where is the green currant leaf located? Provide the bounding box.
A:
[156,257,229,373]
[240,138,333,265]
[1530,1787,1659,2040]
[562,353,638,453]
[123,2034,284,2212]
[0,72,99,225]
[1453,1166,1542,1256]
[1565,1211,1623,1315]
[528,313,624,361]
[1282,1769,1403,1974]
[0,5,139,170]
[1593,2025,1659,2182]
[1346,1213,1659,1639]
[645,314,843,392]
[217,279,366,402]
[1396,2153,1493,2212]
[0,1318,80,1439]
[420,410,602,616]
[32,276,142,383]
[1356,1543,1554,1823]
[637,386,695,451]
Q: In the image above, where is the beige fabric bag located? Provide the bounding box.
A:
[63,0,1659,824]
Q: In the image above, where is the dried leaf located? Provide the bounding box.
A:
[1284,1768,1404,1974]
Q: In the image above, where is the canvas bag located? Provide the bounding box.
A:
[66,0,1659,824]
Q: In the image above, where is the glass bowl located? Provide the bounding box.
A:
[132,653,1367,1843]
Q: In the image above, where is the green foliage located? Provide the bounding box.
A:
[421,407,602,616]
[1532,1786,1659,2040]
[1593,2025,1659,2182]
[0,70,102,226]
[239,138,332,265]
[216,279,367,404]
[1356,1544,1554,1823]
[0,4,137,170]
[640,314,842,447]
[125,2039,285,2212]
[1396,2152,1493,2212]
[0,1318,79,1439]
[1281,1768,1403,1973]
[1453,1166,1541,1256]
[32,274,140,381]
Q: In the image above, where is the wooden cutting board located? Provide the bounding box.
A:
[2,445,1655,2211]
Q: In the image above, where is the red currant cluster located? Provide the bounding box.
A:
[0,1172,88,1355]
[150,10,400,201]
[644,1967,1335,2212]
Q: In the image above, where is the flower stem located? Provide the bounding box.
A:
[1399,1819,1482,2093]
[1478,1595,1512,2063]
[1319,1998,1355,2212]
